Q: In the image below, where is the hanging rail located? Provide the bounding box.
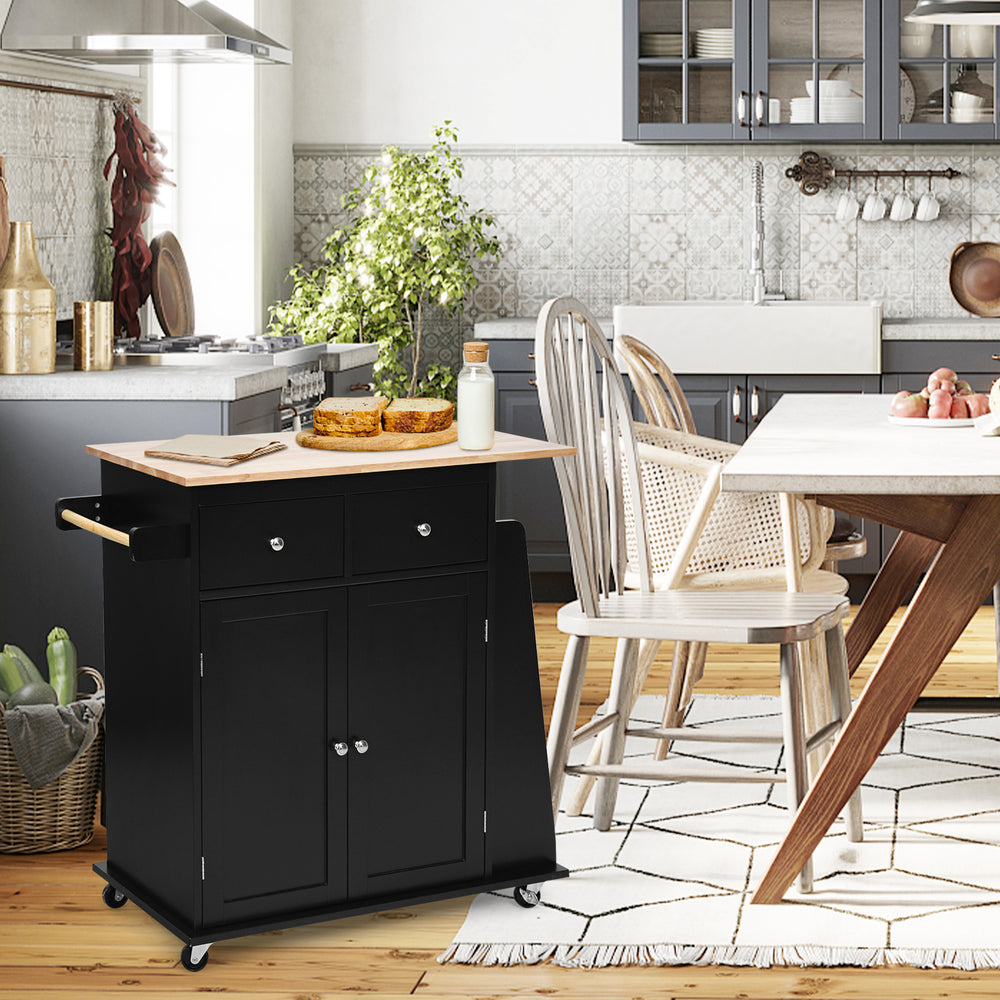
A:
[786,150,961,196]
[0,77,139,104]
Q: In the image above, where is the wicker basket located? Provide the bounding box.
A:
[0,666,104,853]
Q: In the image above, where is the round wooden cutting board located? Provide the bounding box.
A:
[296,425,458,451]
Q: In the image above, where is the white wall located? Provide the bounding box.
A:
[292,0,622,145]
[256,0,294,329]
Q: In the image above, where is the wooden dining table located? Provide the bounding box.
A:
[720,392,1000,905]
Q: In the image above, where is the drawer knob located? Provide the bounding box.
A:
[269,536,285,552]
[354,739,369,754]
[331,741,349,756]
[416,523,432,538]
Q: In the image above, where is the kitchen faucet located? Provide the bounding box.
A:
[749,160,784,305]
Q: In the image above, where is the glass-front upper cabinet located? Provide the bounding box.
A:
[883,1,997,139]
[623,0,751,140]
[752,0,880,139]
[623,0,880,141]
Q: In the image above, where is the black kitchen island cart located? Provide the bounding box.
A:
[57,430,572,970]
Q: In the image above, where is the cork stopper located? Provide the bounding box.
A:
[463,340,489,364]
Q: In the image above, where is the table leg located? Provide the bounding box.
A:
[844,530,941,676]
[751,494,1000,904]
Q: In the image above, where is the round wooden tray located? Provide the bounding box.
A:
[296,425,457,451]
[150,231,195,337]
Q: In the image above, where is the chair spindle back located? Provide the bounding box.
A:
[534,297,653,617]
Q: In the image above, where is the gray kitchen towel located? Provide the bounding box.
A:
[3,692,105,789]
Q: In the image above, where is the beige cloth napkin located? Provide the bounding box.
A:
[144,434,287,466]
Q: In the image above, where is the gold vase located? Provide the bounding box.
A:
[0,222,56,374]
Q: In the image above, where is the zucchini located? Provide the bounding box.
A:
[8,680,58,708]
[0,647,39,694]
[0,687,7,707]
[3,644,43,687]
[45,627,77,706]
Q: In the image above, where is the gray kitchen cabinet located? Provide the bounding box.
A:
[624,0,880,142]
[327,363,374,397]
[492,341,571,588]
[883,1,998,141]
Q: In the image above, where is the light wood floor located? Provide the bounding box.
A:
[4,605,1000,999]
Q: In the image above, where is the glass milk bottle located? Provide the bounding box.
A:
[457,341,494,450]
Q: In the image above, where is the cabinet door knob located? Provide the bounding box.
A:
[331,741,349,756]
[269,536,284,552]
[354,739,369,754]
[755,90,765,126]
[732,385,742,423]
[416,522,432,538]
[737,91,748,127]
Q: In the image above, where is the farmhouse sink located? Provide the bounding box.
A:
[612,301,882,375]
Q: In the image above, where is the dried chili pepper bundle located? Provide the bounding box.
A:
[103,102,173,339]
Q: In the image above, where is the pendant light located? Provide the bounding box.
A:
[907,1,1000,23]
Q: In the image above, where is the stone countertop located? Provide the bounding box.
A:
[477,316,1000,343]
[322,343,378,370]
[880,318,1000,340]
[0,343,377,401]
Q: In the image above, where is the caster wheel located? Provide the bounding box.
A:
[180,945,209,972]
[101,884,127,909]
[513,885,541,908]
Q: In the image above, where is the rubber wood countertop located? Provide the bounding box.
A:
[86,429,574,488]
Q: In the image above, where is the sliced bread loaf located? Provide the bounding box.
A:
[313,396,388,437]
[382,397,455,434]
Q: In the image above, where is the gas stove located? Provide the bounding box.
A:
[111,335,329,431]
[118,333,311,356]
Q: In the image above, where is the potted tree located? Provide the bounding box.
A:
[269,123,501,400]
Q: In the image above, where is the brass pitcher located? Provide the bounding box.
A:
[0,221,56,374]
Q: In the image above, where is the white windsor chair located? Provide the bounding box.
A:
[536,297,862,892]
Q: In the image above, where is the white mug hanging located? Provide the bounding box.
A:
[862,177,887,222]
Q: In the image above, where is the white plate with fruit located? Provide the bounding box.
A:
[887,415,974,427]
[888,367,990,426]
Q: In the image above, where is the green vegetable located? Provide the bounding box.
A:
[45,627,77,706]
[3,644,43,687]
[0,647,40,695]
[0,687,7,707]
[8,680,58,708]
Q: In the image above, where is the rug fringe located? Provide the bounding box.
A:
[437,943,1000,969]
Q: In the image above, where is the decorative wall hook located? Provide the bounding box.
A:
[786,150,962,196]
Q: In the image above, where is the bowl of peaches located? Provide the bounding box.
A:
[888,367,991,426]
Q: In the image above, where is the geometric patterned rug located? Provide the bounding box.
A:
[440,694,1000,970]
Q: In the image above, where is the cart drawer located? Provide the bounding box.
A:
[350,484,488,574]
[200,497,344,589]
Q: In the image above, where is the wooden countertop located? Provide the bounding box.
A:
[87,429,574,487]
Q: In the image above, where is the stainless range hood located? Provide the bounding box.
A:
[1,0,291,65]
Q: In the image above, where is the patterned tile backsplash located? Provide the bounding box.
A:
[0,72,116,321]
[294,142,1000,373]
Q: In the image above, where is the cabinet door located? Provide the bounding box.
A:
[624,0,751,141]
[495,375,570,574]
[671,375,738,440]
[883,1,997,141]
[201,589,348,926]
[346,574,487,899]
[752,0,880,140]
